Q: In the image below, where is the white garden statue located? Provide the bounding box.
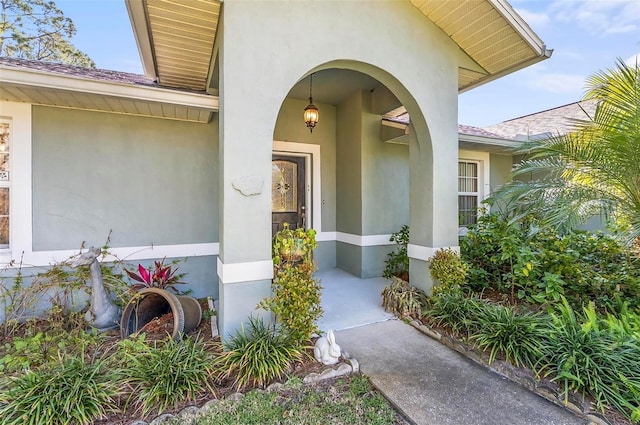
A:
[314,329,341,365]
[72,247,120,331]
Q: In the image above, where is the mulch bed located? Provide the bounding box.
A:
[1,299,345,425]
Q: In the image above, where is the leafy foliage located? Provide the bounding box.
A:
[117,334,216,416]
[460,212,640,311]
[422,291,486,339]
[263,224,322,345]
[381,276,426,318]
[215,317,305,391]
[0,354,119,425]
[124,258,185,293]
[428,248,470,295]
[0,0,95,67]
[0,324,102,373]
[471,304,547,368]
[539,298,640,421]
[0,248,130,338]
[383,225,409,279]
[489,59,640,246]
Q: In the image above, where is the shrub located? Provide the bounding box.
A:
[429,248,469,294]
[215,316,305,390]
[381,276,426,318]
[540,298,640,421]
[0,355,119,425]
[422,291,486,339]
[263,225,322,345]
[117,334,216,416]
[460,213,640,311]
[471,304,547,368]
[0,326,103,373]
[383,225,409,279]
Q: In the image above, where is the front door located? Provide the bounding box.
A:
[272,155,306,235]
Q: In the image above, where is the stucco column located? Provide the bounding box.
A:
[407,103,459,294]
[216,17,274,339]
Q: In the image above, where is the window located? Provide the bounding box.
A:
[458,160,479,226]
[0,122,9,248]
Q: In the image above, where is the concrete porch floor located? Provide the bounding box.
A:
[315,268,394,332]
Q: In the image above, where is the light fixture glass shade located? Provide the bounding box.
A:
[304,102,319,133]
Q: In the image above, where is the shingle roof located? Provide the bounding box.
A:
[458,124,504,139]
[483,100,597,141]
[0,56,159,86]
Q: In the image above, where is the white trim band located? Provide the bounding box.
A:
[0,243,219,268]
[408,244,460,261]
[217,257,274,284]
[337,232,393,246]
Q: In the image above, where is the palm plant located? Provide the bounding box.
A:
[490,59,640,246]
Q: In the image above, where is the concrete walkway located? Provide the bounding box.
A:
[336,320,587,425]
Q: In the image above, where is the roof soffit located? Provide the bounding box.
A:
[127,0,221,91]
[127,0,549,94]
[411,0,551,92]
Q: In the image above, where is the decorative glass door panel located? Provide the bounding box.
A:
[272,155,305,236]
[272,160,298,212]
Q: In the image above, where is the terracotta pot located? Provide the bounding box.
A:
[120,287,202,341]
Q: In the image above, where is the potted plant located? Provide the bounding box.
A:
[120,259,201,341]
[273,223,317,264]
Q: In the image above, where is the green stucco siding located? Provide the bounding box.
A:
[361,90,409,235]
[32,106,219,250]
[489,153,513,190]
[336,91,363,235]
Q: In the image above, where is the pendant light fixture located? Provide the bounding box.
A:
[303,73,319,133]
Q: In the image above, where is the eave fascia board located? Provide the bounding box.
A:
[125,0,157,80]
[490,0,549,56]
[0,66,219,111]
[458,132,522,149]
[459,50,551,93]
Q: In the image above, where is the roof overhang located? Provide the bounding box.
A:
[127,0,550,93]
[126,0,221,91]
[458,132,522,153]
[0,63,219,123]
[411,0,552,92]
[382,119,521,154]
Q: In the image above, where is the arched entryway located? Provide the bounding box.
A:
[270,65,434,331]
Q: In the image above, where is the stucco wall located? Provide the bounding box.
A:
[489,153,513,190]
[361,90,410,235]
[32,106,219,249]
[30,106,220,298]
[336,91,363,235]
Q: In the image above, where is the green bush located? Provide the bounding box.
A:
[0,325,103,373]
[429,248,470,294]
[381,276,426,318]
[422,291,487,339]
[383,225,409,279]
[471,304,547,368]
[263,225,322,345]
[460,213,640,311]
[540,298,640,422]
[0,355,119,425]
[215,316,305,391]
[117,334,216,416]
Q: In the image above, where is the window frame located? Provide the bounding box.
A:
[0,120,10,250]
[0,102,32,263]
[458,150,490,228]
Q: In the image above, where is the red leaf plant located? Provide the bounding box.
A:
[124,258,184,293]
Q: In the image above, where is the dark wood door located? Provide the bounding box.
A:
[272,155,306,236]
